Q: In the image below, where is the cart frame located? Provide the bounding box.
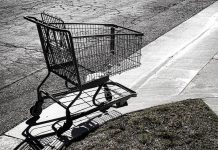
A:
[23,12,143,149]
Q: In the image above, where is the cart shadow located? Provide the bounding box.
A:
[14,109,122,150]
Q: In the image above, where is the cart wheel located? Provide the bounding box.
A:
[99,102,110,113]
[105,92,112,101]
[30,102,42,117]
[57,120,73,137]
[115,101,128,108]
[26,116,40,125]
[104,87,112,102]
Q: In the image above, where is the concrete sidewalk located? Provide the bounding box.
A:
[118,17,218,114]
[2,1,218,149]
[113,1,218,113]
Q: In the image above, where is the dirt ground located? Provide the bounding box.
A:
[0,0,217,135]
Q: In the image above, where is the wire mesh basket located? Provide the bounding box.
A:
[38,13,143,87]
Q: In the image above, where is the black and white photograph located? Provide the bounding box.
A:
[0,0,218,149]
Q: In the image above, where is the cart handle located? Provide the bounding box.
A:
[24,16,71,33]
[23,16,39,23]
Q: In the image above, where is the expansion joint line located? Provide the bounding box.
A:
[179,51,218,95]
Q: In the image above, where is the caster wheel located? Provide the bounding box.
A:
[105,92,112,101]
[57,121,72,137]
[30,103,42,117]
[57,126,64,137]
[100,107,109,113]
[115,101,128,108]
[26,116,40,125]
[99,102,110,113]
[104,88,112,102]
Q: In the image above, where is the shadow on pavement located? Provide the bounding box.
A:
[14,110,122,150]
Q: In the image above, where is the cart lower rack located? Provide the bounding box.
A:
[22,12,143,149]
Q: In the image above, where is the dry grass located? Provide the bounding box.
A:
[67,99,218,150]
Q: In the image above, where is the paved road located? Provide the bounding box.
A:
[0,0,216,138]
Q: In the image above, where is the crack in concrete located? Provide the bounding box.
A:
[0,66,46,91]
[0,41,41,53]
[179,51,218,95]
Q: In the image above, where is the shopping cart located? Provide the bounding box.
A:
[23,12,143,149]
